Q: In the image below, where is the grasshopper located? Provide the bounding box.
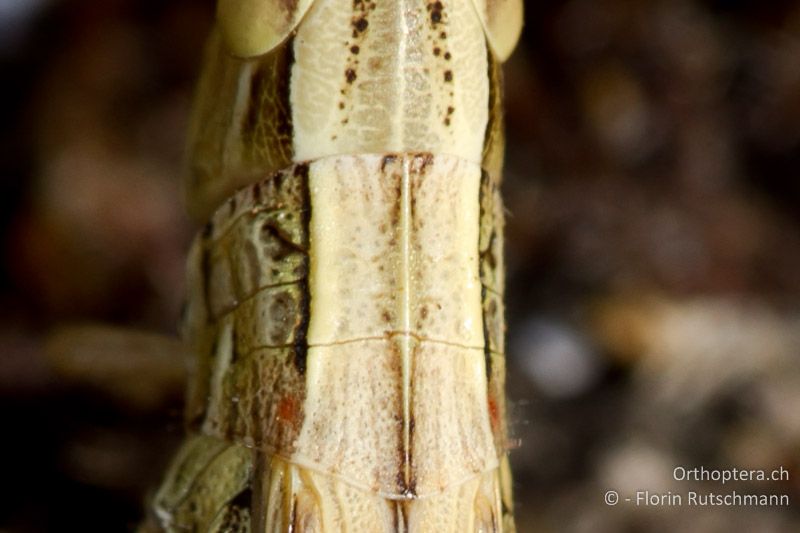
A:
[142,0,522,530]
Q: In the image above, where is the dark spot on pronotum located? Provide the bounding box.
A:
[444,106,455,125]
[345,68,357,83]
[444,70,453,82]
[338,101,345,109]
[427,1,443,24]
[444,51,451,60]
[433,47,440,56]
[353,17,368,33]
[350,45,360,54]
[440,31,447,39]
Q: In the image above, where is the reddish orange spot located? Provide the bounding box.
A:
[488,395,500,431]
[277,395,298,425]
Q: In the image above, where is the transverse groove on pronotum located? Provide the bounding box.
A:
[142,0,522,530]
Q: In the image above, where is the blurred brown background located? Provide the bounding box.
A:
[1,0,800,531]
